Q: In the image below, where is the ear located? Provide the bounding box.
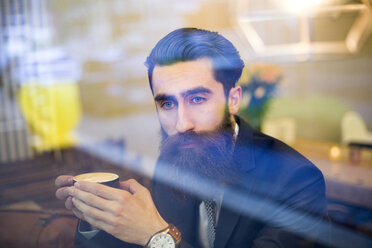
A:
[228,86,242,115]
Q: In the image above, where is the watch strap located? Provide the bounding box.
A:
[168,224,181,246]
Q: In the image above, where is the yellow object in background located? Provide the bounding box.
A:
[18,82,82,152]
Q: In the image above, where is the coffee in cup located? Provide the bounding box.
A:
[73,172,119,188]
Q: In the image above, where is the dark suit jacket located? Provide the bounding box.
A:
[75,116,328,248]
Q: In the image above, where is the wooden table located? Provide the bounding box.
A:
[293,139,372,210]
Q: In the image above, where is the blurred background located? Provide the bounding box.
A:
[0,0,371,247]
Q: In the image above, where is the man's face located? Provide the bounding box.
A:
[152,58,241,198]
[152,58,230,137]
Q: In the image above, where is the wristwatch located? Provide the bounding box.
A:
[146,224,181,248]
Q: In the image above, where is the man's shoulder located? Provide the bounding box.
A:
[234,116,325,197]
[236,116,320,173]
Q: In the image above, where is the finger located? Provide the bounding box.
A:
[75,181,131,201]
[55,175,74,187]
[70,187,114,212]
[56,186,73,200]
[83,214,113,234]
[119,179,143,194]
[72,207,84,220]
[72,197,115,224]
[65,196,73,210]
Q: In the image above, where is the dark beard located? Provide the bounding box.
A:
[155,113,237,202]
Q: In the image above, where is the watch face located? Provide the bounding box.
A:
[150,233,175,248]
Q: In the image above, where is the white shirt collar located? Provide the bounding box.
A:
[233,122,239,141]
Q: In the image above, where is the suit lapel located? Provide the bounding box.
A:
[214,199,241,248]
[233,116,257,173]
[213,116,258,247]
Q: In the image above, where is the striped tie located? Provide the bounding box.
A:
[204,200,217,247]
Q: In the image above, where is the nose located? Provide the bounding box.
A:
[176,104,194,133]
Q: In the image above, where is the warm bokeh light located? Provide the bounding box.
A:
[329,145,342,160]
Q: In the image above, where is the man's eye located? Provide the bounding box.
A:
[161,101,175,110]
[191,96,206,104]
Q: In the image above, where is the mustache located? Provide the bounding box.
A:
[160,129,233,153]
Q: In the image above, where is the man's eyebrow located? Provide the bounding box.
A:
[154,94,177,103]
[181,87,212,97]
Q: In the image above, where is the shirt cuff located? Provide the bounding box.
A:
[78,220,100,240]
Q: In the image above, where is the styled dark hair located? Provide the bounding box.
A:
[145,28,245,96]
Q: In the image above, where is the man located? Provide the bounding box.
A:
[56,28,328,248]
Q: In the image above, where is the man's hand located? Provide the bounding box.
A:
[69,179,168,246]
[55,175,75,211]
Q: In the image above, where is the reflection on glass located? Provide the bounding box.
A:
[0,1,371,248]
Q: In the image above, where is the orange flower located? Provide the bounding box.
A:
[249,64,282,84]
